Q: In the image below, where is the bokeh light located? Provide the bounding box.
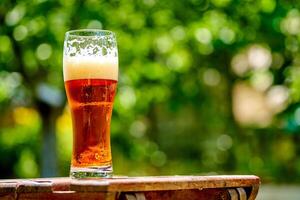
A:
[0,0,300,190]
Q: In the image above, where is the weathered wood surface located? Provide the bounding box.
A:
[0,175,260,200]
[70,175,259,191]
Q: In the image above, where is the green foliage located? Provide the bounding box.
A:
[1,0,300,182]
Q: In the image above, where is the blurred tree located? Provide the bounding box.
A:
[0,0,300,183]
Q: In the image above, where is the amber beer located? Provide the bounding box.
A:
[64,56,118,178]
[65,78,117,167]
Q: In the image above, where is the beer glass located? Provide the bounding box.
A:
[63,29,118,178]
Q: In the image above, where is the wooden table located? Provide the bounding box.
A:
[0,175,260,200]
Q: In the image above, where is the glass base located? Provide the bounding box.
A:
[70,165,113,179]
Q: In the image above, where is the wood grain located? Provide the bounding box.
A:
[70,175,260,192]
[0,175,260,200]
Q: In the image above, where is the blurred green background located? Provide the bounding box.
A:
[0,0,300,184]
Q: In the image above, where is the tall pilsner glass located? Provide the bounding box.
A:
[63,29,118,178]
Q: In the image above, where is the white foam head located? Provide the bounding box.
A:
[63,56,118,81]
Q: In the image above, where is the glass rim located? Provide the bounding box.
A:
[65,29,115,38]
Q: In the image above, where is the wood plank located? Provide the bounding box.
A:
[0,175,260,200]
[0,181,18,193]
[70,175,260,192]
[17,192,106,200]
[248,184,260,200]
[119,189,231,200]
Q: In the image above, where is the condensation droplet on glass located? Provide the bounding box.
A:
[95,153,100,160]
[77,155,83,163]
[100,150,106,157]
